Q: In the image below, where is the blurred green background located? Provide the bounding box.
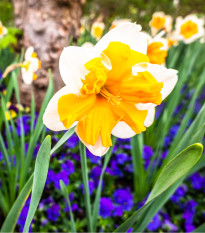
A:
[1,0,205,30]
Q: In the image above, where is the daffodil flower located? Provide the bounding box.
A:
[110,19,131,30]
[43,23,178,156]
[149,12,172,36]
[142,32,168,65]
[91,22,105,40]
[175,15,204,44]
[21,47,41,84]
[0,21,7,39]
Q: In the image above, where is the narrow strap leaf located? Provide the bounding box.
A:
[60,180,76,233]
[23,136,51,233]
[113,143,203,232]
[0,175,33,232]
[79,142,93,233]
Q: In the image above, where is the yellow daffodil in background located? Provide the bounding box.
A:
[175,15,204,44]
[91,22,105,40]
[110,19,131,30]
[0,21,7,39]
[149,12,172,36]
[43,23,178,156]
[21,46,41,85]
[142,32,168,65]
[5,102,17,120]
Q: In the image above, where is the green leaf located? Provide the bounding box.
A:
[113,143,203,232]
[192,223,205,232]
[92,137,116,232]
[60,180,76,233]
[23,136,51,233]
[50,127,75,155]
[1,129,75,232]
[20,70,54,189]
[0,175,33,232]
[131,134,146,200]
[147,143,203,202]
[79,142,93,233]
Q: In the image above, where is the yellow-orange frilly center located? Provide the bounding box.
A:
[58,42,163,147]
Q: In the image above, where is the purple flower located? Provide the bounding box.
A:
[112,206,123,217]
[61,160,75,175]
[190,172,203,190]
[87,150,102,165]
[54,171,69,189]
[113,189,134,211]
[163,219,178,231]
[47,204,60,222]
[80,180,95,195]
[99,197,114,218]
[46,170,56,185]
[90,166,102,180]
[147,213,161,231]
[66,134,78,148]
[170,185,187,203]
[185,224,195,232]
[106,161,123,177]
[116,153,130,165]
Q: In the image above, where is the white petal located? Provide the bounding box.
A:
[76,130,109,156]
[43,85,79,131]
[25,47,34,61]
[59,46,101,89]
[21,68,33,85]
[94,23,147,55]
[111,121,136,139]
[144,107,155,127]
[133,63,178,100]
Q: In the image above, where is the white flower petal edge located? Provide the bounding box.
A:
[59,46,102,89]
[111,106,156,139]
[94,23,147,55]
[76,130,109,156]
[25,47,34,61]
[144,107,155,127]
[133,62,178,100]
[43,85,79,131]
[21,68,33,85]
[112,121,136,139]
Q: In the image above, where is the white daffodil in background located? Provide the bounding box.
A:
[149,12,173,36]
[91,22,105,40]
[21,46,41,85]
[110,19,131,30]
[175,15,204,44]
[43,23,178,156]
[0,20,8,39]
[142,32,168,65]
[81,42,94,48]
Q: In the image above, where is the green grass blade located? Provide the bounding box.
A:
[60,180,76,233]
[20,71,53,189]
[92,137,116,232]
[23,136,51,233]
[79,142,93,233]
[30,93,35,134]
[192,223,205,232]
[0,175,33,232]
[131,134,146,200]
[113,143,203,232]
[50,127,75,155]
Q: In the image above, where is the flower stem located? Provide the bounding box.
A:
[79,141,93,232]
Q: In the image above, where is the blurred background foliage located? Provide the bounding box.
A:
[0,0,14,26]
[1,0,205,30]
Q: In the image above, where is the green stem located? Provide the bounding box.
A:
[79,142,93,233]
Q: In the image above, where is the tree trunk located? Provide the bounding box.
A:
[12,0,83,110]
